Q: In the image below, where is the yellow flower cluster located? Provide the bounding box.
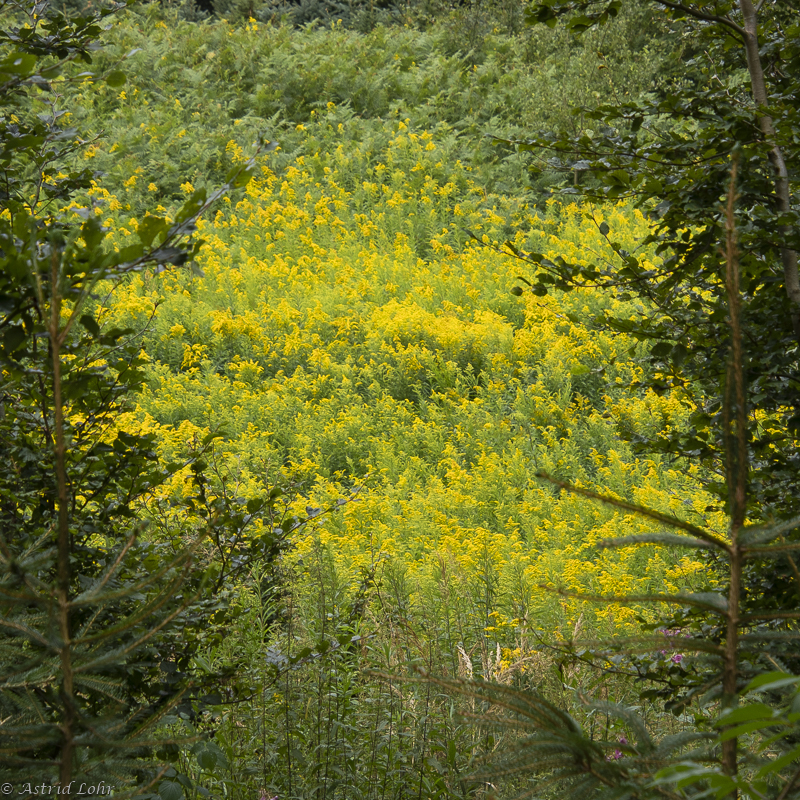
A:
[98,122,725,645]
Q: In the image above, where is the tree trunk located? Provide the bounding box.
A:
[51,252,75,794]
[738,0,800,340]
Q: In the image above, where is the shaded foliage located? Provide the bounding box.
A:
[0,0,295,792]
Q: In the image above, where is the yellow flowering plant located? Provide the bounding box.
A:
[50,6,782,796]
[96,115,726,656]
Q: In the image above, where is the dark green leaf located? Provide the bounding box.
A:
[158,781,183,800]
[104,69,126,87]
[137,214,169,249]
[79,314,100,336]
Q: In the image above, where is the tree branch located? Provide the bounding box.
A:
[652,0,745,37]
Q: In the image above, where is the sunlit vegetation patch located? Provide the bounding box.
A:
[95,112,724,650]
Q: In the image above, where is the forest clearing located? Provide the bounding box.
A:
[1,0,799,797]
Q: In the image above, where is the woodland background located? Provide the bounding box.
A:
[1,0,799,798]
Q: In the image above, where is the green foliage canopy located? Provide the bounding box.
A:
[510,0,800,523]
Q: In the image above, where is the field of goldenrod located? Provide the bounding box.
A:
[17,5,743,793]
[88,107,724,649]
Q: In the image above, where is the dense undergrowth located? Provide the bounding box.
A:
[98,152,720,638]
[67,0,675,208]
[48,3,732,797]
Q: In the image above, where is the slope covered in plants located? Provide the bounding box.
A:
[39,4,745,796]
[98,113,722,641]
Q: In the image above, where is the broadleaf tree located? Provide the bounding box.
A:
[508,0,799,520]
[501,0,800,685]
[461,0,800,796]
[0,0,295,794]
